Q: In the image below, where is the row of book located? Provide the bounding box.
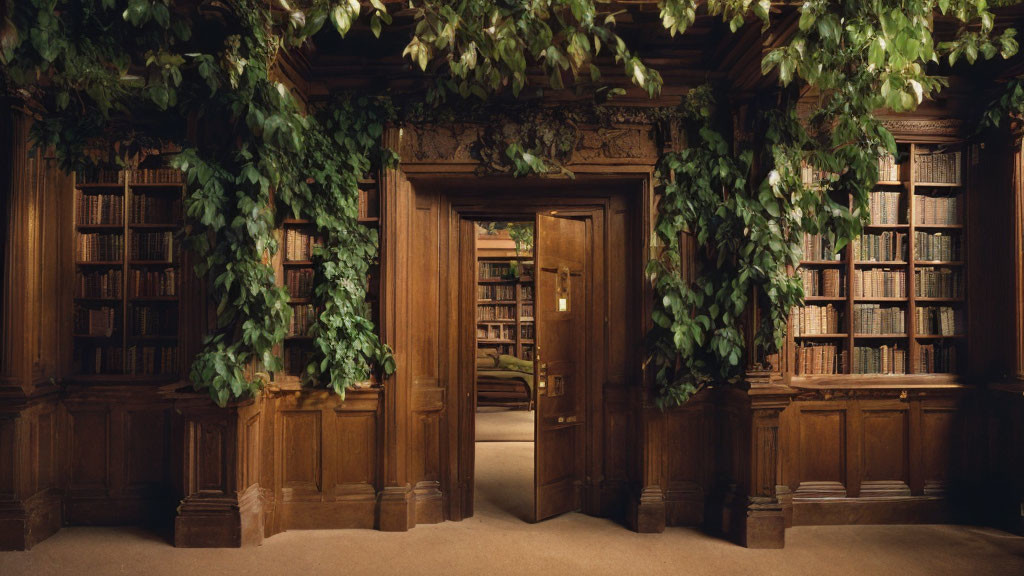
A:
[853,304,905,334]
[478,284,515,301]
[77,269,122,299]
[795,344,847,375]
[78,193,124,225]
[479,262,514,279]
[918,343,958,373]
[521,285,534,300]
[77,232,124,262]
[521,345,536,361]
[791,305,842,336]
[914,149,961,184]
[854,345,908,374]
[800,165,835,186]
[290,304,317,335]
[77,168,126,184]
[521,324,535,340]
[77,345,124,374]
[130,305,178,336]
[130,231,175,261]
[285,229,320,262]
[521,303,535,319]
[358,188,377,220]
[478,303,516,321]
[132,168,184,184]
[130,267,177,297]
[915,268,964,298]
[286,268,315,299]
[798,268,844,297]
[914,306,964,336]
[77,167,184,185]
[801,233,841,261]
[914,232,961,261]
[130,194,182,224]
[853,232,907,262]
[127,345,178,375]
[74,306,117,337]
[477,324,515,341]
[914,195,961,225]
[853,268,906,298]
[878,153,900,182]
[869,191,903,225]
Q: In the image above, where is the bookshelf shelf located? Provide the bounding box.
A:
[129,222,181,229]
[130,260,177,266]
[854,297,907,302]
[790,143,969,379]
[280,181,382,380]
[477,255,535,360]
[76,182,124,189]
[129,296,178,302]
[73,167,184,377]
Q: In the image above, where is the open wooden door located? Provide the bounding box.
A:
[533,213,587,522]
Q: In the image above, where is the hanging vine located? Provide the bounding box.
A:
[1,0,1019,407]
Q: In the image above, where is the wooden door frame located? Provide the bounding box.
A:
[392,175,652,523]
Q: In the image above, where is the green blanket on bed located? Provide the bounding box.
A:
[477,369,534,391]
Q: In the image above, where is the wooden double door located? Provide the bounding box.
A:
[399,178,641,527]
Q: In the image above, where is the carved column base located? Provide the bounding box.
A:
[0,491,62,551]
[378,485,415,531]
[174,485,264,548]
[0,394,63,550]
[413,481,444,525]
[627,486,666,533]
[724,495,785,549]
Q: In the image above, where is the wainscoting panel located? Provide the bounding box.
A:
[785,390,965,526]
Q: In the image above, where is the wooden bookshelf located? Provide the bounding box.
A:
[791,144,968,379]
[281,183,381,378]
[477,256,535,361]
[73,167,184,377]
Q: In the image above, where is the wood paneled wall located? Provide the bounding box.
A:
[2,109,1024,550]
[780,390,966,526]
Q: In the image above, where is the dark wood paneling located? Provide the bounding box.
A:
[859,407,910,496]
[281,410,322,497]
[921,407,955,495]
[68,409,109,493]
[796,407,847,497]
[784,391,966,526]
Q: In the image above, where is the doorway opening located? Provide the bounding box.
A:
[473,220,536,522]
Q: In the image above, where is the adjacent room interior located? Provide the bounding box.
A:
[474,221,535,521]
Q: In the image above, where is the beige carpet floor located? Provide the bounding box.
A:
[2,440,1023,576]
[475,407,534,442]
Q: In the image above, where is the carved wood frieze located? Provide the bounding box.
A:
[880,118,962,138]
[398,121,659,168]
